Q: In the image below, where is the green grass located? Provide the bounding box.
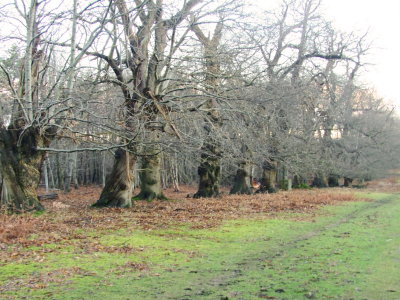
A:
[1,192,400,299]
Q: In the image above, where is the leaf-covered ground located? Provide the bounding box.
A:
[1,186,359,248]
[1,177,399,299]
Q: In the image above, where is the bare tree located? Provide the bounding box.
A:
[91,0,204,206]
[189,21,224,198]
[0,0,110,212]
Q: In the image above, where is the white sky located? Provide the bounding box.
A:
[255,0,400,110]
[323,0,400,110]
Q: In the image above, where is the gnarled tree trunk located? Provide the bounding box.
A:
[94,0,202,206]
[293,175,308,188]
[93,148,135,208]
[312,173,329,188]
[328,175,339,187]
[0,127,51,212]
[135,144,166,201]
[191,22,224,199]
[344,177,353,187]
[230,161,252,195]
[277,164,291,190]
[260,160,278,193]
[194,138,221,198]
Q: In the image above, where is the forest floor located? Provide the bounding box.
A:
[1,177,400,299]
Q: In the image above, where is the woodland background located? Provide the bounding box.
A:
[0,0,399,212]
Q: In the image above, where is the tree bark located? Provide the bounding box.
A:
[230,161,252,195]
[191,22,224,199]
[260,160,278,193]
[47,156,55,189]
[172,152,180,192]
[94,1,202,203]
[194,138,221,198]
[328,175,339,187]
[278,164,291,190]
[63,153,74,193]
[101,151,106,188]
[56,154,63,188]
[93,148,135,208]
[135,144,166,201]
[72,152,79,189]
[43,155,49,193]
[344,177,353,187]
[312,173,329,188]
[0,127,51,212]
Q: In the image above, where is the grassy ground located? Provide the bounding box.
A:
[1,186,400,299]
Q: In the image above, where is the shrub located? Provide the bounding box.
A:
[294,183,312,189]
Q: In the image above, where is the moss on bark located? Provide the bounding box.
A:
[312,174,329,188]
[0,127,51,212]
[93,149,135,208]
[194,140,221,198]
[259,160,278,193]
[230,162,252,195]
[134,146,166,201]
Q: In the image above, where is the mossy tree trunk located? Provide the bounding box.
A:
[95,0,201,205]
[135,144,166,201]
[0,127,53,212]
[93,148,135,208]
[260,160,278,193]
[312,173,329,188]
[194,138,221,198]
[344,177,353,187]
[277,164,292,191]
[0,2,50,212]
[293,175,308,187]
[328,175,339,187]
[191,22,224,199]
[230,161,252,195]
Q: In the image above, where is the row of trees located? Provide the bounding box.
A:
[0,0,398,212]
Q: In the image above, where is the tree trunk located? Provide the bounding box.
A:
[0,127,49,212]
[172,152,180,192]
[63,153,74,193]
[328,175,339,187]
[71,149,79,189]
[260,160,278,193]
[47,156,55,189]
[135,144,166,201]
[93,148,135,208]
[194,138,221,198]
[312,173,329,188]
[101,151,106,188]
[344,177,353,187]
[43,155,49,193]
[55,154,62,188]
[191,23,223,199]
[278,164,291,190]
[293,175,307,187]
[230,161,252,195]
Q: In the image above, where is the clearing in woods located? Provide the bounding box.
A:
[1,179,400,299]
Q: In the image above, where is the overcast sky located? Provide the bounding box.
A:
[256,0,400,110]
[323,0,400,110]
